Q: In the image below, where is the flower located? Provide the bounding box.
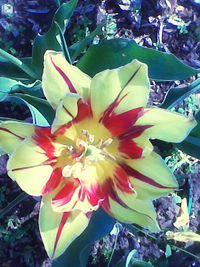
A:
[0,51,196,259]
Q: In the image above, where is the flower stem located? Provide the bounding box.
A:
[0,192,27,218]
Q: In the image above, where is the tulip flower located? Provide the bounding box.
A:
[0,51,196,258]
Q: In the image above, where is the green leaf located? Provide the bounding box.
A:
[55,21,72,64]
[175,109,200,159]
[52,209,115,267]
[0,58,31,79]
[69,22,105,62]
[0,78,21,101]
[31,0,78,78]
[0,49,37,79]
[6,94,55,126]
[77,39,199,80]
[175,136,200,159]
[160,78,200,109]
[188,110,200,138]
[0,78,42,101]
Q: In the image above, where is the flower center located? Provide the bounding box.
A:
[62,130,114,179]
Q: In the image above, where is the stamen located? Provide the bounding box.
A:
[88,134,95,143]
[97,138,113,149]
[102,148,116,161]
[102,138,113,148]
[66,145,74,153]
[82,129,94,144]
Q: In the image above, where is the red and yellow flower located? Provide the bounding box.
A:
[0,51,196,258]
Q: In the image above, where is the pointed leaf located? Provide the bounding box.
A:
[0,49,37,79]
[160,78,200,109]
[77,39,199,80]
[0,78,42,101]
[6,94,55,126]
[188,110,200,139]
[31,0,78,78]
[175,136,200,160]
[69,22,105,62]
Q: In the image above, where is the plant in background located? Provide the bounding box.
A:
[0,0,200,266]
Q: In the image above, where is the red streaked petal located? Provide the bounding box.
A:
[123,152,178,200]
[52,178,100,213]
[90,60,149,120]
[100,178,129,211]
[101,107,144,137]
[119,125,153,140]
[121,163,175,189]
[52,212,71,258]
[102,196,160,233]
[135,107,197,143]
[39,196,91,259]
[50,55,77,93]
[52,179,80,209]
[33,127,55,160]
[53,96,92,135]
[42,51,91,109]
[118,139,143,159]
[113,166,134,194]
[0,127,24,140]
[0,121,35,154]
[74,98,92,123]
[42,168,63,195]
[7,138,54,196]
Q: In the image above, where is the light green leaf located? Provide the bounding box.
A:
[0,78,42,101]
[77,39,199,81]
[55,21,72,64]
[188,110,200,138]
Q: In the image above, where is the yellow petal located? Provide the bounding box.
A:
[174,198,189,229]
[42,51,91,109]
[106,197,160,232]
[124,152,178,200]
[90,60,149,120]
[52,93,91,134]
[166,231,200,243]
[39,195,90,259]
[135,108,197,143]
[0,121,34,154]
[7,138,53,195]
